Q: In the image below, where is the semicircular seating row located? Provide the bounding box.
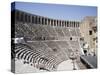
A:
[15,23,80,40]
[12,43,68,71]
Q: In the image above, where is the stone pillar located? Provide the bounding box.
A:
[64,21,65,27]
[44,18,45,25]
[51,19,52,26]
[60,21,62,26]
[58,20,59,26]
[55,20,57,26]
[37,16,39,24]
[69,21,71,27]
[57,20,58,26]
[47,18,49,25]
[54,20,55,26]
[62,21,63,27]
[78,22,80,27]
[52,20,54,26]
[39,16,41,24]
[56,20,57,26]
[33,16,35,24]
[76,22,78,27]
[72,21,73,27]
[40,17,42,25]
[30,15,32,23]
[61,21,63,27]
[65,21,66,27]
[50,19,51,26]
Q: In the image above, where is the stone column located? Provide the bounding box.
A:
[46,18,48,25]
[76,22,78,27]
[39,16,41,24]
[61,21,62,26]
[33,16,35,24]
[72,21,74,27]
[32,16,34,23]
[63,21,64,27]
[40,17,42,25]
[30,15,32,23]
[56,20,57,26]
[63,21,65,27]
[67,21,68,27]
[78,22,80,27]
[53,20,54,26]
[54,20,56,26]
[55,20,57,26]
[71,21,73,27]
[50,19,51,26]
[62,21,64,27]
[43,18,45,25]
[56,20,58,26]
[61,21,63,27]
[64,21,65,27]
[58,20,60,26]
[65,21,66,27]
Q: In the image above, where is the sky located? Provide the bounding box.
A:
[12,2,97,21]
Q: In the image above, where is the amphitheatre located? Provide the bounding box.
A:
[11,9,97,73]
